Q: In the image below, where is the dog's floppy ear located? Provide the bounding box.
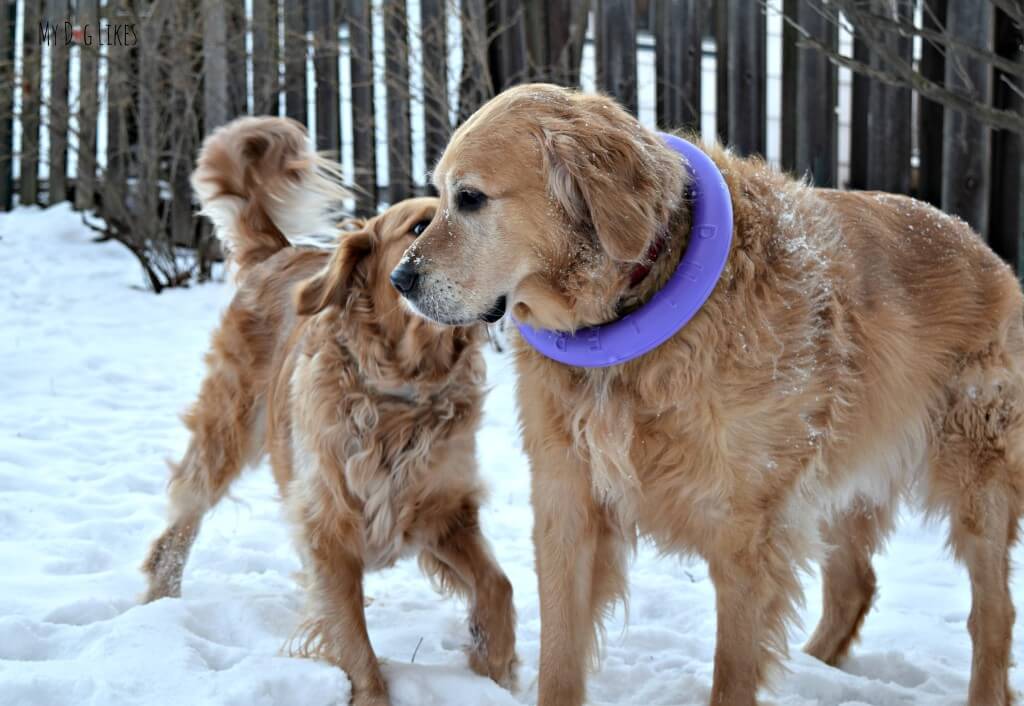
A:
[295,229,373,316]
[540,95,685,262]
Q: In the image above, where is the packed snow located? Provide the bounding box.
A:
[1,204,1022,706]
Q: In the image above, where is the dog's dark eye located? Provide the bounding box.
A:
[411,220,430,236]
[455,189,487,212]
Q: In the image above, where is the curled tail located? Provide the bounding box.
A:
[191,116,350,274]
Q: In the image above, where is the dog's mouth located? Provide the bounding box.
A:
[480,296,507,324]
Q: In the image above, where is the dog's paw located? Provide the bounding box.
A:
[467,647,519,691]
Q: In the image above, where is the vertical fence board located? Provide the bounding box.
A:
[20,0,42,204]
[385,0,412,203]
[420,0,448,172]
[203,0,230,131]
[524,0,581,85]
[656,0,701,131]
[284,0,308,124]
[848,33,868,189]
[0,0,15,210]
[458,0,489,122]
[596,0,637,115]
[311,0,340,155]
[346,0,377,215]
[169,1,198,267]
[137,1,169,242]
[495,0,527,90]
[989,8,1021,268]
[228,0,247,117]
[864,0,912,194]
[917,0,946,207]
[75,0,99,209]
[565,0,590,86]
[941,1,993,235]
[781,0,836,186]
[523,0,547,80]
[251,0,279,115]
[781,0,796,168]
[715,0,728,141]
[726,0,765,156]
[47,0,70,204]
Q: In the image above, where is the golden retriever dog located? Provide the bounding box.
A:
[141,116,516,706]
[390,84,1023,706]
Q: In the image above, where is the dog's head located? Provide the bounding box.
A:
[390,83,687,331]
[296,197,465,358]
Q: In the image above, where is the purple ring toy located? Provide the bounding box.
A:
[513,132,734,368]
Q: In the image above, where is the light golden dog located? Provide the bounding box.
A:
[391,84,1023,706]
[141,117,516,706]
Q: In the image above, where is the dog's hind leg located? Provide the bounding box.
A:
[142,358,262,602]
[804,501,894,665]
[929,358,1023,706]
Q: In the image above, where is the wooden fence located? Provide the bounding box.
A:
[0,0,1021,287]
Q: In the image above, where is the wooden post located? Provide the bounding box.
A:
[169,1,198,259]
[0,0,15,210]
[549,1,577,85]
[284,0,308,124]
[494,0,527,90]
[715,0,728,142]
[203,0,229,131]
[523,0,588,86]
[780,0,836,186]
[75,0,99,209]
[384,0,412,203]
[20,0,42,204]
[251,0,279,115]
[988,7,1021,266]
[917,0,946,207]
[941,0,993,235]
[421,0,449,173]
[848,33,868,189]
[458,0,490,122]
[864,0,911,194]
[311,0,340,155]
[227,0,247,118]
[726,0,765,156]
[346,0,376,215]
[596,0,637,115]
[656,0,701,131]
[47,0,70,204]
[523,1,546,80]
[137,2,168,241]
[104,0,127,200]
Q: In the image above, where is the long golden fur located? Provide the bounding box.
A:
[394,84,1024,706]
[141,116,516,706]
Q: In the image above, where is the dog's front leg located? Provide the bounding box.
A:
[530,446,604,706]
[291,512,389,706]
[707,530,802,706]
[421,505,518,688]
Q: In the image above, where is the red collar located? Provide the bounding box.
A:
[628,236,666,288]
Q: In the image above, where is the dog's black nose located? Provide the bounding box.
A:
[390,262,419,296]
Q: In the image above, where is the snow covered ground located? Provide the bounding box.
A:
[1,204,1022,706]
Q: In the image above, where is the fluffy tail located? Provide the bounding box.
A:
[191,116,350,274]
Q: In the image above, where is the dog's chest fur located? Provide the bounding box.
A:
[285,335,485,569]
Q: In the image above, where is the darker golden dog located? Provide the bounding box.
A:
[141,117,516,706]
[392,84,1022,706]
